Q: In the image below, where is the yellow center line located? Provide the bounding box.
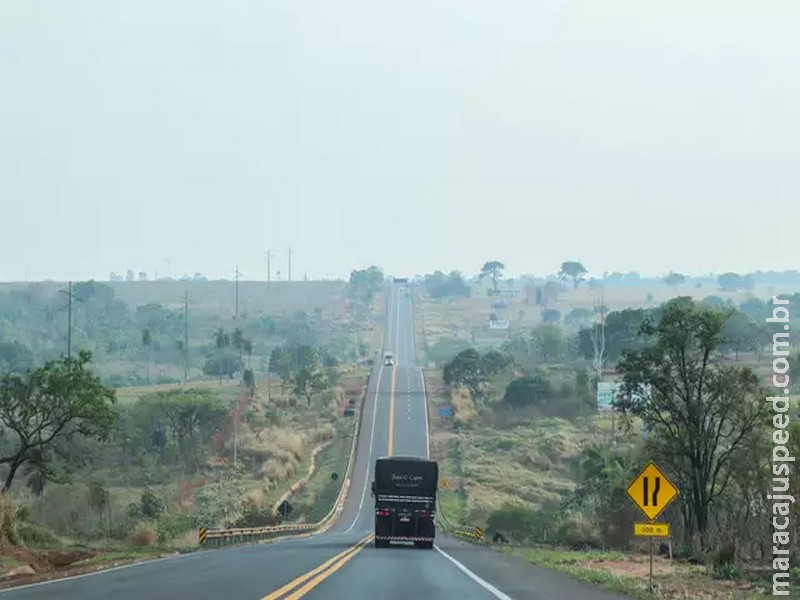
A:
[387,289,400,457]
[260,534,373,600]
[281,535,373,600]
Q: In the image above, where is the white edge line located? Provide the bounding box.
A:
[434,546,515,600]
[0,553,187,594]
[421,366,430,460]
[342,367,384,533]
[0,530,326,595]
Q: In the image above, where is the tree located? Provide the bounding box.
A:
[717,272,744,292]
[615,298,768,549]
[87,479,111,534]
[142,328,152,383]
[530,325,565,363]
[541,309,561,324]
[232,327,245,368]
[663,272,686,288]
[540,281,562,309]
[558,261,588,289]
[0,341,35,375]
[0,350,116,492]
[424,271,470,299]
[577,308,652,363]
[292,366,328,406]
[564,308,592,329]
[479,261,505,293]
[443,348,509,399]
[243,339,253,369]
[503,372,553,408]
[214,328,231,383]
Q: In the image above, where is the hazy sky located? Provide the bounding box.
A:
[1,1,798,282]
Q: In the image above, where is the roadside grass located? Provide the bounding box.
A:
[288,419,356,524]
[502,545,797,599]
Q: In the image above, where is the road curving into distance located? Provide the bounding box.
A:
[1,286,632,600]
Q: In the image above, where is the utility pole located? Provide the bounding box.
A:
[592,290,612,445]
[58,282,80,358]
[266,249,273,292]
[233,407,238,469]
[183,291,189,383]
[234,265,242,319]
[288,247,293,283]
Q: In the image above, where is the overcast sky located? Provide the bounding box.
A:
[1,1,798,282]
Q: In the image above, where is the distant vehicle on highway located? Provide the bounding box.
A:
[383,353,394,366]
[371,456,438,549]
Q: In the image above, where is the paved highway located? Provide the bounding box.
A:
[1,285,631,600]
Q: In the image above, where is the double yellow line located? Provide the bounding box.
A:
[387,287,400,457]
[261,289,403,599]
[261,534,374,600]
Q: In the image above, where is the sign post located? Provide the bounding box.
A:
[626,462,679,597]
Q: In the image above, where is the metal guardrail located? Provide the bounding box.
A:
[199,372,371,548]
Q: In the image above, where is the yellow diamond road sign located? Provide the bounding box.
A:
[626,461,679,522]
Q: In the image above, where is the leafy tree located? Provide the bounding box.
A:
[232,327,245,368]
[577,308,652,362]
[615,298,768,549]
[541,309,561,324]
[530,325,565,363]
[213,328,231,382]
[503,371,553,408]
[140,488,164,519]
[347,267,384,302]
[443,348,509,399]
[720,311,761,359]
[424,271,470,299]
[243,339,253,369]
[539,281,562,309]
[663,272,686,287]
[479,261,505,293]
[564,308,592,328]
[0,350,116,492]
[142,328,152,383]
[0,341,35,374]
[558,261,588,289]
[87,479,111,531]
[717,272,747,292]
[292,366,328,406]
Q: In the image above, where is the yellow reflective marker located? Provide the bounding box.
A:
[626,461,679,521]
[440,478,449,489]
[634,522,670,537]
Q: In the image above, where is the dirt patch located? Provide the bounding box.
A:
[0,547,171,590]
[0,546,97,580]
[587,557,674,578]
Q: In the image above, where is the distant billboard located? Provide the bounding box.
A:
[597,381,621,410]
[489,319,510,330]
[597,381,650,410]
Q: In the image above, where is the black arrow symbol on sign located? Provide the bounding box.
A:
[642,476,661,507]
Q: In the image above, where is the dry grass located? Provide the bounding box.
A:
[129,523,157,547]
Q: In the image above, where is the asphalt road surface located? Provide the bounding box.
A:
[2,286,632,600]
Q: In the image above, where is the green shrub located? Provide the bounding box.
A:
[17,521,62,547]
[140,489,164,519]
[157,513,199,544]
